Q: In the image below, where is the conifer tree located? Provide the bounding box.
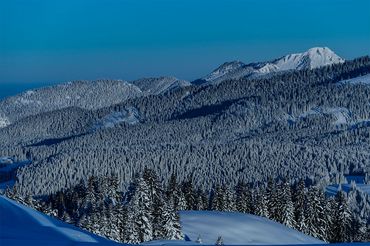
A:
[281,181,295,228]
[332,191,352,242]
[215,236,224,246]
[255,187,269,218]
[162,199,184,240]
[293,180,307,232]
[130,177,154,242]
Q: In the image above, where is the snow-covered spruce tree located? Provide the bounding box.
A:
[182,177,196,210]
[152,194,166,239]
[211,185,225,211]
[143,168,166,240]
[215,236,224,246]
[106,175,121,206]
[129,177,154,243]
[161,199,184,240]
[280,181,295,228]
[103,203,121,242]
[350,214,368,242]
[177,191,188,211]
[125,206,140,244]
[293,180,307,232]
[194,188,208,210]
[332,190,352,242]
[77,176,100,234]
[235,181,248,213]
[224,186,236,212]
[325,196,337,242]
[305,186,328,241]
[254,186,269,218]
[167,173,180,209]
[266,177,279,221]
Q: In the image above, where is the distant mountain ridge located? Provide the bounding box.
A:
[0,77,189,128]
[195,47,345,85]
[0,47,345,128]
[131,76,191,95]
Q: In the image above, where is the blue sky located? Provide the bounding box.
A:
[0,0,369,84]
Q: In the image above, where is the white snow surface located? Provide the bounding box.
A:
[179,211,324,245]
[92,107,140,130]
[339,73,370,85]
[0,115,10,128]
[326,184,370,197]
[287,107,351,126]
[0,196,121,246]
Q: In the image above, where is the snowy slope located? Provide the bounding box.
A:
[326,184,370,197]
[131,77,191,95]
[197,47,344,85]
[0,196,121,246]
[179,211,324,245]
[339,73,370,85]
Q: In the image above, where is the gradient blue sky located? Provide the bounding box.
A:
[0,0,369,85]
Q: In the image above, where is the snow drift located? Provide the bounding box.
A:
[179,211,324,245]
[0,196,121,246]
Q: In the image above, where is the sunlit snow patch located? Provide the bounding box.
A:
[93,107,141,130]
[286,107,351,126]
[0,116,10,128]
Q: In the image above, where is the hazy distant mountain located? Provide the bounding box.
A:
[131,76,191,95]
[195,47,345,85]
[0,80,142,128]
[0,77,191,128]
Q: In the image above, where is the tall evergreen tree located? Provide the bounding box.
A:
[293,180,307,232]
[129,177,154,242]
[332,190,352,242]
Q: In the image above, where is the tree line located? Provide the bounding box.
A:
[4,168,370,243]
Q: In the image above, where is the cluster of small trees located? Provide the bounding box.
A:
[5,169,370,243]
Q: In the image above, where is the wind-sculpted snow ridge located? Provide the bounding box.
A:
[197,47,345,85]
[0,196,122,246]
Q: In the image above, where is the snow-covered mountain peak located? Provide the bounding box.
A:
[270,47,345,72]
[305,47,345,68]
